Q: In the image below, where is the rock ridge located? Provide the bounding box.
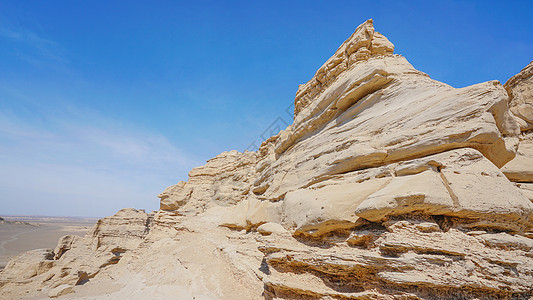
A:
[1,19,532,299]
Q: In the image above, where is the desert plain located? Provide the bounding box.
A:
[0,216,97,270]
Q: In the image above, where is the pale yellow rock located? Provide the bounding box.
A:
[505,60,533,131]
[477,232,533,251]
[158,150,257,213]
[54,235,81,260]
[157,180,187,210]
[414,221,441,233]
[219,199,249,230]
[282,176,389,237]
[256,222,288,236]
[219,196,283,230]
[276,148,532,235]
[87,207,151,250]
[502,130,533,182]
[1,209,265,299]
[245,197,283,228]
[159,21,523,231]
[293,19,392,116]
[436,149,532,232]
[49,284,74,298]
[260,220,533,298]
[501,60,533,189]
[2,20,533,300]
[517,182,533,201]
[355,169,453,222]
[0,249,55,283]
[253,57,518,203]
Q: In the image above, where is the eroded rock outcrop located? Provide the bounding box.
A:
[505,61,533,131]
[502,61,533,191]
[0,209,152,294]
[158,150,257,212]
[293,19,394,117]
[1,19,532,299]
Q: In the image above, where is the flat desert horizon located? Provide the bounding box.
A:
[0,216,99,270]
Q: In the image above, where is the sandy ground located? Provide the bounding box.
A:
[0,216,98,270]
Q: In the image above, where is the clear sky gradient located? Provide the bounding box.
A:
[1,1,532,217]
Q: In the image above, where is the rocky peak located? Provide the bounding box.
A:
[1,20,532,300]
[294,19,394,117]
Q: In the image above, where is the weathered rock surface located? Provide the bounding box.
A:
[502,131,533,183]
[1,209,265,299]
[260,220,533,299]
[0,208,151,296]
[158,150,257,212]
[502,61,533,213]
[502,62,533,188]
[49,284,74,298]
[1,19,533,299]
[505,61,533,131]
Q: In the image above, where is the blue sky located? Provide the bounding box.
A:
[1,1,532,217]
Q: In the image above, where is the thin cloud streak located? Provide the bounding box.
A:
[0,26,68,63]
[0,106,201,217]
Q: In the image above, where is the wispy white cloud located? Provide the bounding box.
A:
[0,106,201,217]
[0,27,53,45]
[0,26,67,63]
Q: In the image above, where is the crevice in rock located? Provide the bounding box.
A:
[437,169,460,209]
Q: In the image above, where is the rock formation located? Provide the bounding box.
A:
[1,19,532,299]
[502,61,533,200]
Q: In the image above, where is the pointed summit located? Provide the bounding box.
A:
[294,19,395,116]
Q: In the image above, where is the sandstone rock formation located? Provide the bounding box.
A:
[505,61,533,131]
[502,61,533,200]
[1,19,532,299]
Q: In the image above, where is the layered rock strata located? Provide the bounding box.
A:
[502,61,533,197]
[1,19,532,299]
